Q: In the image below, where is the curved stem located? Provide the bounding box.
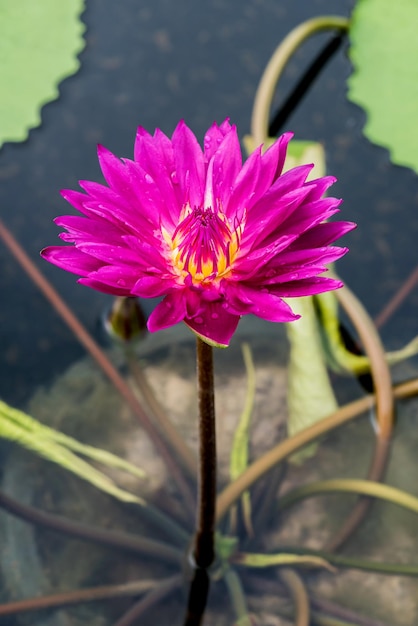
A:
[0,218,195,517]
[324,284,395,550]
[0,579,167,618]
[267,545,418,577]
[279,569,310,626]
[336,284,394,440]
[251,15,349,147]
[0,489,185,562]
[278,478,418,515]
[215,377,418,523]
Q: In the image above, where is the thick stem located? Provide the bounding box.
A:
[183,338,217,626]
[193,337,217,569]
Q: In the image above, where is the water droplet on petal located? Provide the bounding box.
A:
[211,313,219,320]
[144,173,153,184]
[194,316,203,324]
[266,269,276,278]
[117,279,126,286]
[170,171,178,184]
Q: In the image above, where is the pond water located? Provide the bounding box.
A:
[0,0,417,625]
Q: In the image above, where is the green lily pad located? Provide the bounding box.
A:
[348,0,418,173]
[0,0,85,148]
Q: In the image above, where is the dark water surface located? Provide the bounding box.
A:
[1,0,417,404]
[0,1,418,624]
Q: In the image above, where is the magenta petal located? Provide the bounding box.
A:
[270,276,344,297]
[209,126,242,208]
[40,246,102,276]
[203,119,233,160]
[223,283,300,322]
[132,276,177,298]
[171,120,205,207]
[147,292,187,332]
[184,302,240,347]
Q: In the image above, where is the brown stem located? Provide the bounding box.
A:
[0,489,183,563]
[324,285,395,551]
[279,569,310,626]
[374,264,418,329]
[336,284,394,440]
[126,351,197,479]
[113,575,182,626]
[0,579,167,617]
[215,376,418,524]
[0,218,195,516]
[183,338,217,626]
[193,338,217,570]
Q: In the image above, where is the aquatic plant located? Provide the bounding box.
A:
[1,3,418,626]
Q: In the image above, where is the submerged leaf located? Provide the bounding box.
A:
[0,0,85,147]
[347,0,418,173]
[235,551,335,572]
[0,400,145,505]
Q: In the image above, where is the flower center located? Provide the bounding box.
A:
[165,205,242,285]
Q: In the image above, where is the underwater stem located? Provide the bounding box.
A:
[215,377,418,523]
[0,488,184,561]
[223,567,252,625]
[114,575,182,626]
[0,578,174,618]
[325,284,394,551]
[279,569,310,626]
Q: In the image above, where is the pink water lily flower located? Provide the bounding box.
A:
[42,119,355,347]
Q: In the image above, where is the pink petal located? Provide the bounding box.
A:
[270,276,344,297]
[184,301,240,347]
[40,246,102,276]
[223,283,300,322]
[147,292,188,332]
[203,119,233,160]
[171,120,205,208]
[208,125,242,208]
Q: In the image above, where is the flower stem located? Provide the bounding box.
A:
[183,338,217,626]
[193,337,217,569]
